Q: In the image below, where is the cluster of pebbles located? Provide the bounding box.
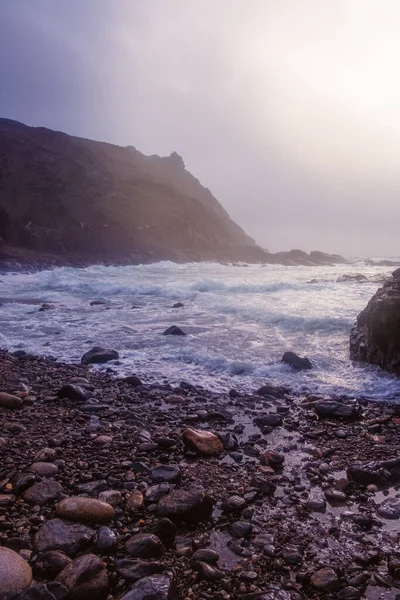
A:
[1,350,400,600]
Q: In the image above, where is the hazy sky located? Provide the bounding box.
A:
[1,0,399,256]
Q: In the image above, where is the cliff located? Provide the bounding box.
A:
[0,119,346,269]
[350,268,400,375]
[0,119,268,265]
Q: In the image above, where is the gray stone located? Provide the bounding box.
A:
[0,547,32,593]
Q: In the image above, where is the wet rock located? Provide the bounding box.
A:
[30,462,59,477]
[350,268,400,375]
[223,495,246,513]
[98,490,122,507]
[119,575,176,600]
[325,488,347,503]
[23,480,62,505]
[181,428,224,455]
[377,496,400,519]
[229,521,253,538]
[151,465,182,484]
[34,519,94,557]
[0,392,23,409]
[57,385,92,402]
[145,518,176,548]
[34,550,72,579]
[256,384,286,397]
[194,561,224,581]
[310,567,339,591]
[163,326,186,336]
[0,547,32,594]
[125,375,143,387]
[56,554,108,600]
[315,400,360,421]
[281,546,302,565]
[93,527,118,554]
[55,496,115,523]
[282,351,312,370]
[260,450,285,468]
[219,432,239,451]
[253,414,283,428]
[347,463,389,487]
[93,435,112,446]
[75,479,107,494]
[127,490,144,512]
[125,533,165,559]
[172,303,184,308]
[336,587,363,599]
[304,492,326,512]
[249,475,276,496]
[157,486,213,523]
[192,549,220,564]
[13,472,37,496]
[5,582,69,600]
[81,346,119,365]
[116,559,163,582]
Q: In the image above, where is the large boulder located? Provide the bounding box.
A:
[350,268,400,375]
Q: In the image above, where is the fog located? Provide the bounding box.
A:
[1,0,399,256]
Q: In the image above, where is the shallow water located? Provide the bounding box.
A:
[1,260,400,399]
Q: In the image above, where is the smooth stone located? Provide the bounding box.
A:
[23,480,62,505]
[57,384,92,402]
[194,561,224,581]
[93,435,113,446]
[98,490,122,507]
[181,428,224,456]
[34,519,95,557]
[0,547,32,593]
[0,392,23,409]
[34,447,57,462]
[253,414,283,428]
[315,400,360,421]
[124,375,143,387]
[34,550,72,578]
[56,497,115,523]
[30,462,59,476]
[192,549,220,564]
[56,554,108,600]
[125,533,165,559]
[93,527,118,554]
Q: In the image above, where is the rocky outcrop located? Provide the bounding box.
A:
[0,119,266,265]
[350,268,400,375]
[0,119,346,268]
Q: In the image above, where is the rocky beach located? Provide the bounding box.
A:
[1,348,400,600]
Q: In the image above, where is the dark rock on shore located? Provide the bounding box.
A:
[282,351,312,370]
[350,268,400,375]
[314,400,360,421]
[157,486,213,523]
[81,347,119,365]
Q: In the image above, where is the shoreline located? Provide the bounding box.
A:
[1,350,400,598]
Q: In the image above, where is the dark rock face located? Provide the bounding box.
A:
[350,269,400,375]
[81,347,119,365]
[282,351,312,370]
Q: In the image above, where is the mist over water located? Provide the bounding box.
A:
[1,261,400,399]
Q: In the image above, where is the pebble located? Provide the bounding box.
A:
[157,486,213,523]
[310,567,339,591]
[125,533,165,559]
[30,462,59,476]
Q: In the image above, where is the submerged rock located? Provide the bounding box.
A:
[163,326,186,336]
[282,351,312,370]
[350,268,400,375]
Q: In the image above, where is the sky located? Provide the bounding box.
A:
[1,0,400,257]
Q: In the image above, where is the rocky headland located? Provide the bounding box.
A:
[0,119,346,271]
[350,268,400,376]
[1,350,400,599]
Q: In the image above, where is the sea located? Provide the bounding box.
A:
[1,260,400,400]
